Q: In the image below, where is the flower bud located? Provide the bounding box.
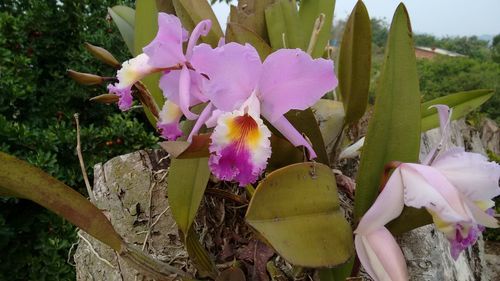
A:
[89,94,119,104]
[84,42,121,68]
[67,70,104,85]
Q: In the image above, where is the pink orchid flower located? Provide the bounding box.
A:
[144,13,210,122]
[354,105,500,281]
[107,53,158,111]
[188,42,337,186]
[108,13,212,140]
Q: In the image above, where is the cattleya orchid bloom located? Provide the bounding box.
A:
[107,53,158,111]
[354,105,500,281]
[188,42,337,186]
[107,13,212,140]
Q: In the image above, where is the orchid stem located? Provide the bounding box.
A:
[74,113,95,203]
[306,13,326,55]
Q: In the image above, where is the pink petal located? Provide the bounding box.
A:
[355,168,405,235]
[401,164,469,223]
[178,65,198,120]
[432,148,500,201]
[185,20,211,58]
[259,49,337,121]
[188,103,213,142]
[267,115,317,159]
[107,84,133,111]
[143,13,186,68]
[422,105,452,165]
[159,69,207,106]
[191,43,262,111]
[355,228,408,281]
[206,109,223,128]
[431,104,452,136]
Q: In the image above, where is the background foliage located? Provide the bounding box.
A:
[0,1,158,280]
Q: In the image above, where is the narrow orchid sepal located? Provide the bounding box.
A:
[268,115,317,159]
[188,103,214,142]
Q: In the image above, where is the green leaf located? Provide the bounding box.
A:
[108,6,135,55]
[185,226,218,278]
[135,0,164,125]
[0,152,124,251]
[298,0,335,58]
[387,207,433,235]
[246,162,353,267]
[353,4,421,221]
[267,135,304,171]
[312,99,345,151]
[167,158,210,234]
[156,0,175,13]
[318,257,354,281]
[226,22,272,60]
[421,89,494,132]
[229,0,275,42]
[265,0,304,50]
[172,0,223,47]
[284,109,329,166]
[337,1,371,125]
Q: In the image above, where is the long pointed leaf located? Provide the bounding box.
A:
[172,0,223,47]
[167,158,210,234]
[353,4,421,221]
[338,1,371,125]
[135,0,164,124]
[225,22,272,60]
[108,6,135,55]
[298,0,335,58]
[0,152,124,251]
[421,89,494,131]
[265,0,304,50]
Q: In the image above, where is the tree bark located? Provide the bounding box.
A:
[74,150,193,281]
[74,119,499,280]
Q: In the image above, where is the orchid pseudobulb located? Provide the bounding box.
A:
[188,42,338,186]
[354,105,500,281]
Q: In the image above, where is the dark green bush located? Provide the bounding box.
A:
[0,1,158,280]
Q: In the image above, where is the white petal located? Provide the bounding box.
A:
[401,164,468,223]
[355,228,408,281]
[432,148,500,201]
[355,168,404,235]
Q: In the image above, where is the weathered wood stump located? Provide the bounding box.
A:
[74,119,499,280]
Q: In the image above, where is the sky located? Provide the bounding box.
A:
[210,0,500,38]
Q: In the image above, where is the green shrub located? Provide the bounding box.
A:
[0,1,159,280]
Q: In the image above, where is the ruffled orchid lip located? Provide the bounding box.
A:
[209,108,272,186]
